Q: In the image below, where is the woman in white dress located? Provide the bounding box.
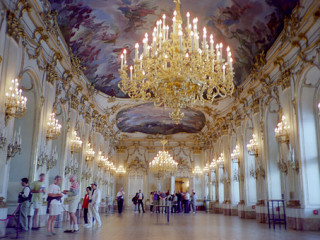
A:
[47,176,63,236]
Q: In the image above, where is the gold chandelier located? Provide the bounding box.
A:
[119,0,234,123]
[217,153,224,168]
[85,142,95,161]
[247,134,258,156]
[192,166,203,176]
[203,163,209,173]
[149,140,178,176]
[5,79,27,120]
[70,130,82,153]
[231,145,240,163]
[46,112,62,140]
[274,115,290,143]
[116,165,126,174]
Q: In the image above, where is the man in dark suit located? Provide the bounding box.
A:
[137,189,145,213]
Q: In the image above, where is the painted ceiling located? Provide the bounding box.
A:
[116,103,205,135]
[49,0,298,135]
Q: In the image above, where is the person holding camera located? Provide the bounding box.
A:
[19,178,32,232]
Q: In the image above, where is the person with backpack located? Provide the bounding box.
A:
[132,193,138,212]
[18,178,32,232]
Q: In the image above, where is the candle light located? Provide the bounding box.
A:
[230,57,233,70]
[186,12,190,26]
[162,14,166,28]
[140,55,143,69]
[123,49,127,65]
[172,17,176,34]
[135,43,139,60]
[120,54,124,70]
[130,66,133,81]
[191,31,194,52]
[223,64,226,80]
[210,34,214,56]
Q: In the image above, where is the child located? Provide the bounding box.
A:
[82,187,91,226]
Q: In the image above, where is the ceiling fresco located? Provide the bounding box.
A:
[116,103,206,135]
[49,0,298,98]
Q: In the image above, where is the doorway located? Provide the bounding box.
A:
[175,178,189,192]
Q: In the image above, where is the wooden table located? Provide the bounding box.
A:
[156,205,170,223]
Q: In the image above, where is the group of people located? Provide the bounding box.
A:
[18,173,103,236]
[150,190,197,214]
[129,189,197,214]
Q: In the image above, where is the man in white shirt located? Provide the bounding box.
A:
[19,178,31,231]
[116,188,125,214]
[137,189,145,213]
[85,182,102,228]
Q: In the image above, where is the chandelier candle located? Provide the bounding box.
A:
[119,0,234,123]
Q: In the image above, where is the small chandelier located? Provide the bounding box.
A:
[231,145,240,163]
[192,166,203,176]
[85,142,95,161]
[275,115,290,143]
[98,151,107,168]
[105,161,115,172]
[149,140,178,176]
[46,112,62,140]
[119,0,234,123]
[70,130,82,153]
[247,134,258,156]
[210,159,217,169]
[5,79,27,120]
[217,153,224,168]
[203,163,209,173]
[116,165,126,174]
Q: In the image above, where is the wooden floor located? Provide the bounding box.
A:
[5,211,320,240]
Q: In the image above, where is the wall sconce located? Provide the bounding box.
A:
[65,155,78,175]
[98,151,108,168]
[231,145,240,163]
[7,127,22,161]
[85,142,95,161]
[249,163,265,179]
[70,130,82,153]
[82,164,92,180]
[0,127,7,149]
[275,115,290,143]
[247,134,258,156]
[5,79,27,124]
[37,149,48,169]
[46,112,62,140]
[47,146,58,171]
[217,153,224,168]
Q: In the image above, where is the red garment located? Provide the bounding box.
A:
[82,194,89,209]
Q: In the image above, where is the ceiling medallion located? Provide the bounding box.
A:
[119,0,234,124]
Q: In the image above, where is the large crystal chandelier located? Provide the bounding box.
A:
[119,0,234,123]
[116,165,126,174]
[149,140,178,176]
[5,79,27,119]
[217,153,224,168]
[46,112,62,140]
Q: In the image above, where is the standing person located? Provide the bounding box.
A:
[137,189,145,213]
[172,193,178,213]
[116,188,125,214]
[149,192,154,213]
[167,193,173,213]
[47,176,62,236]
[30,173,45,230]
[18,178,32,232]
[85,182,102,228]
[191,191,197,213]
[159,191,167,213]
[132,193,138,213]
[63,175,80,233]
[176,191,182,213]
[153,191,159,213]
[185,191,190,213]
[82,187,91,226]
